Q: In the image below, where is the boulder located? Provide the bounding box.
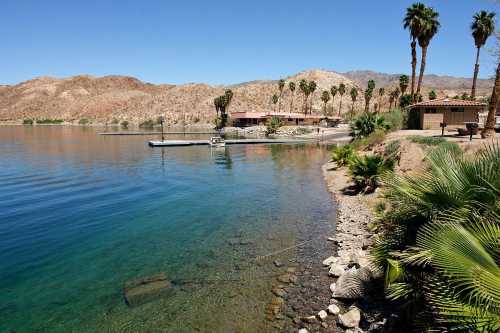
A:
[298,329,309,333]
[123,272,172,307]
[328,264,345,277]
[322,256,338,266]
[318,310,328,321]
[327,304,340,315]
[338,307,361,328]
[329,283,336,293]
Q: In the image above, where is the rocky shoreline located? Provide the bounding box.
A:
[262,159,396,333]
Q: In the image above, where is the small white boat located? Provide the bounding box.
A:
[209,136,226,148]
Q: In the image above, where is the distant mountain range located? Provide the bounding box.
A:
[340,70,494,90]
[0,70,493,125]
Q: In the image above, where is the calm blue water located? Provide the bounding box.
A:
[0,126,335,332]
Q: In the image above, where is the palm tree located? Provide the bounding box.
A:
[213,97,221,118]
[338,83,346,116]
[330,85,338,113]
[399,75,409,105]
[271,94,279,112]
[378,87,385,112]
[278,79,285,112]
[416,6,440,97]
[299,79,309,115]
[308,81,317,114]
[428,90,437,100]
[364,80,376,112]
[470,11,496,98]
[389,93,394,110]
[350,87,358,119]
[320,90,330,116]
[404,3,426,100]
[481,62,499,138]
[224,89,234,113]
[288,81,296,113]
[393,87,401,108]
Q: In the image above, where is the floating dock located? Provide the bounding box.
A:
[99,131,218,136]
[148,138,310,147]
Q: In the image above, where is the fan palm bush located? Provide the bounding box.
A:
[351,111,390,138]
[349,153,395,192]
[373,143,500,331]
[331,144,355,167]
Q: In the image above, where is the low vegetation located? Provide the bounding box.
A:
[36,119,64,124]
[121,120,129,128]
[78,118,90,125]
[348,153,395,192]
[330,145,355,167]
[373,143,500,331]
[407,135,461,154]
[23,119,33,125]
[265,116,282,135]
[139,119,156,128]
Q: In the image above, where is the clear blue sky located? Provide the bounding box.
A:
[1,0,498,85]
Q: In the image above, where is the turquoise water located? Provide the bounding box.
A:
[0,126,335,332]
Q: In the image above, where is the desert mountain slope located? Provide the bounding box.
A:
[0,69,493,125]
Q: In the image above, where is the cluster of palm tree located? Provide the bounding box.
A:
[373,143,500,331]
[213,89,233,129]
[403,3,440,103]
[298,79,317,114]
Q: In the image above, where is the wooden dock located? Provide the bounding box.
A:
[99,131,219,136]
[148,138,310,147]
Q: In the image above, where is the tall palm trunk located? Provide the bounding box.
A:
[339,96,343,116]
[411,39,417,101]
[351,101,355,119]
[416,45,428,97]
[364,98,370,113]
[481,62,499,138]
[471,47,481,99]
[289,93,294,114]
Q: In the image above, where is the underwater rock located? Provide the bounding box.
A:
[123,272,172,307]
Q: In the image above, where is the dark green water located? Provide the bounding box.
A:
[0,126,335,332]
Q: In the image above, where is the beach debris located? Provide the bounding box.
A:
[123,272,172,307]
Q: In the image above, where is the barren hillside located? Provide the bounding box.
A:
[0,69,493,125]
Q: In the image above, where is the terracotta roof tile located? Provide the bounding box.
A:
[407,98,487,108]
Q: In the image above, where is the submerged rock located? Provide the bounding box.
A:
[123,272,172,307]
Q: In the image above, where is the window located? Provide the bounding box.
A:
[425,108,437,113]
[451,108,464,113]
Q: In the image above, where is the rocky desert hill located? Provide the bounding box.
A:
[0,69,493,125]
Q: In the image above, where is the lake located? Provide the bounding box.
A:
[0,126,335,332]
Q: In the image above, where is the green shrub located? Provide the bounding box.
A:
[373,143,500,331]
[296,127,312,135]
[348,153,395,192]
[78,118,90,125]
[407,135,461,154]
[383,108,405,130]
[384,140,401,158]
[193,116,200,123]
[121,120,129,128]
[36,119,64,124]
[351,129,386,151]
[351,112,390,138]
[110,118,119,125]
[331,145,355,167]
[139,119,156,128]
[266,116,282,135]
[23,119,33,125]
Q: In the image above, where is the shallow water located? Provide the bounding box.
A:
[0,126,335,332]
